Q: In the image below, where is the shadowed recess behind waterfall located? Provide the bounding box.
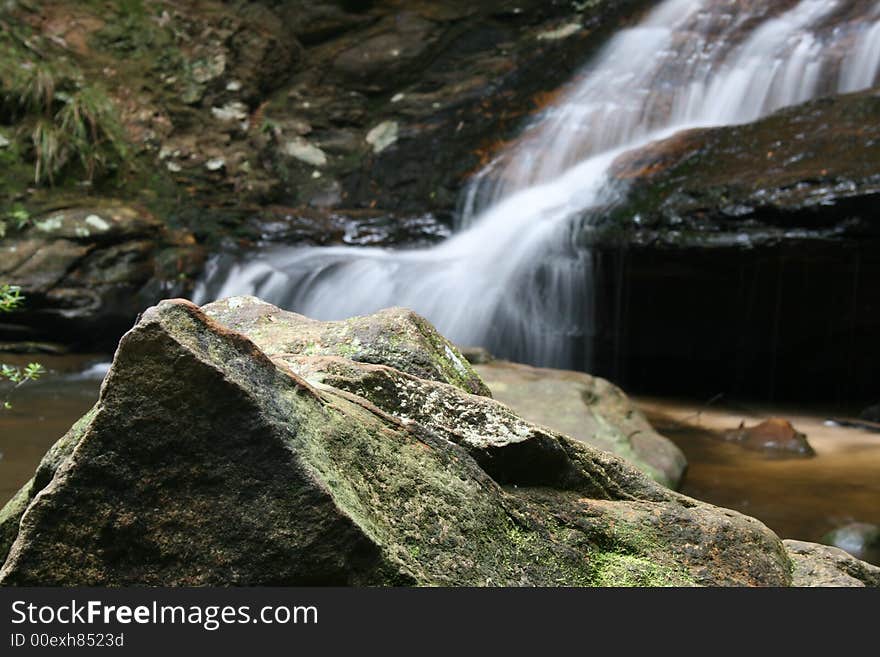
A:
[194,0,880,369]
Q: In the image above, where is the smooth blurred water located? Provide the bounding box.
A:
[194,0,880,369]
[0,355,106,503]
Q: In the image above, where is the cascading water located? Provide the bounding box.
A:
[194,0,880,369]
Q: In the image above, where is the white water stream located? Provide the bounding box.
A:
[194,0,880,368]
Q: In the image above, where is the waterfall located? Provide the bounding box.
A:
[194,0,880,369]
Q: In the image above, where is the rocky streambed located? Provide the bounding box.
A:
[1,297,878,586]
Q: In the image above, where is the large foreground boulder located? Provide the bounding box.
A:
[0,297,876,586]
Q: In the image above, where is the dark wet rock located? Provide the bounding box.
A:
[4,296,863,586]
[785,539,880,587]
[721,419,815,457]
[330,13,439,91]
[822,523,880,563]
[273,2,378,46]
[243,207,450,246]
[234,0,656,217]
[0,204,204,350]
[474,360,687,489]
[605,90,880,246]
[585,90,880,402]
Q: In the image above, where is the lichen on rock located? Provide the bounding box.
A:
[202,296,490,396]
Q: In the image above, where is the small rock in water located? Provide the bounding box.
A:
[822,523,880,561]
[723,418,815,456]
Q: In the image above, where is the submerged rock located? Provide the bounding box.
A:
[822,523,880,563]
[474,360,687,489]
[1,296,871,586]
[722,419,815,457]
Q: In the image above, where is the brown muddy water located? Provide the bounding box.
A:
[638,397,880,565]
[2,360,878,565]
[0,355,107,504]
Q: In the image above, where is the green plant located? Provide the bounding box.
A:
[0,35,129,186]
[0,204,30,239]
[1,362,44,409]
[57,85,129,181]
[30,118,64,185]
[0,284,24,312]
[19,61,59,114]
[0,284,44,409]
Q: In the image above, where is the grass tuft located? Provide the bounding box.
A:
[0,32,129,186]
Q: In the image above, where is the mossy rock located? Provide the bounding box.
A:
[601,89,880,246]
[202,296,490,396]
[1,298,875,586]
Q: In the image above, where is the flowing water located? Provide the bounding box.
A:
[194,0,880,370]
